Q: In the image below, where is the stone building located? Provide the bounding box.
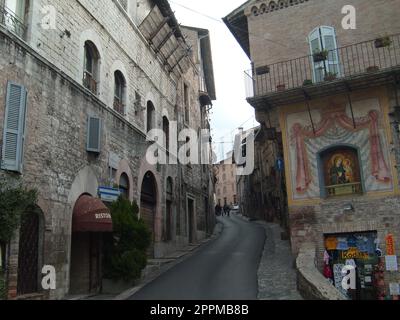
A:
[215,153,237,207]
[0,0,216,299]
[226,0,400,299]
[235,127,288,229]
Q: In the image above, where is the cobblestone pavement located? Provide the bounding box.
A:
[256,221,303,300]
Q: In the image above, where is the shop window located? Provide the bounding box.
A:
[323,232,380,300]
[320,147,362,198]
[83,41,100,94]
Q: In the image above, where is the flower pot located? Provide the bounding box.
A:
[366,66,379,73]
[324,75,337,81]
[375,37,392,48]
[276,84,286,92]
[313,52,328,63]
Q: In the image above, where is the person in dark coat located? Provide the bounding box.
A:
[215,204,222,217]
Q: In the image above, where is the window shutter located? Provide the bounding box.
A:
[86,116,102,153]
[1,82,27,173]
[320,26,341,76]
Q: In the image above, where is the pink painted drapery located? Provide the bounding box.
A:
[291,110,390,193]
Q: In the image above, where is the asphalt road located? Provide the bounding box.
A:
[130,215,266,300]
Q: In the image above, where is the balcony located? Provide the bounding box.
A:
[113,99,125,116]
[245,33,400,107]
[0,4,26,38]
[83,71,98,94]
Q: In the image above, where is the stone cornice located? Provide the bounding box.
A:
[245,0,310,17]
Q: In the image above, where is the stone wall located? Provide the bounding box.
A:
[0,19,215,299]
[296,246,347,300]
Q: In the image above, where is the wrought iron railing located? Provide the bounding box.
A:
[0,4,26,38]
[245,33,400,98]
[83,71,98,94]
[113,99,125,115]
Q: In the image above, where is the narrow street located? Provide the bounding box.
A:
[130,215,266,300]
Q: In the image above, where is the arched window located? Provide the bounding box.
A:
[83,41,100,94]
[147,101,155,132]
[320,146,362,198]
[308,26,340,83]
[4,0,27,37]
[114,71,126,115]
[163,116,170,153]
[165,177,173,242]
[119,173,130,199]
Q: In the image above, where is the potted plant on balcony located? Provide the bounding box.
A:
[313,49,329,62]
[303,79,313,86]
[366,66,380,73]
[276,84,286,92]
[374,35,392,48]
[324,72,337,81]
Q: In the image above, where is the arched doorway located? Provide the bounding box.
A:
[119,173,130,200]
[17,208,43,296]
[140,171,157,256]
[69,194,113,295]
[165,177,173,242]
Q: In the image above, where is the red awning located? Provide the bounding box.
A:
[72,195,113,233]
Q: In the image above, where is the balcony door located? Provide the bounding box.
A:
[5,0,25,20]
[309,26,340,83]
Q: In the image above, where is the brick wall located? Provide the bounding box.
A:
[246,0,400,67]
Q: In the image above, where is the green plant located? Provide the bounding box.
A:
[324,72,337,81]
[103,197,151,282]
[313,49,329,62]
[0,176,38,243]
[375,36,392,48]
[303,79,313,86]
[0,272,5,300]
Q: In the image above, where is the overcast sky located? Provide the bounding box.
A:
[170,0,258,161]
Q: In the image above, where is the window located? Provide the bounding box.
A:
[163,116,170,154]
[114,71,126,115]
[146,101,155,132]
[86,116,102,153]
[1,82,27,173]
[308,26,340,83]
[2,0,27,37]
[119,173,130,199]
[83,41,100,94]
[184,83,189,124]
[321,147,362,198]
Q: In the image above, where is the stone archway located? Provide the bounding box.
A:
[140,171,158,257]
[17,206,44,296]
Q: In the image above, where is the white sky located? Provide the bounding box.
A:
[170,0,258,161]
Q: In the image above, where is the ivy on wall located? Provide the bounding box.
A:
[0,176,38,243]
[0,175,38,300]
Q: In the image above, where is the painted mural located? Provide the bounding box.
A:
[286,99,393,200]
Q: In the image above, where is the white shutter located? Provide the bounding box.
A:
[86,116,102,153]
[308,27,324,83]
[320,26,340,76]
[1,82,27,173]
